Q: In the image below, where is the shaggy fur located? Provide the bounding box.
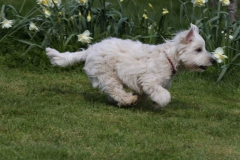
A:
[46,24,215,108]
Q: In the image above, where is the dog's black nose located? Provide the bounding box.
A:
[211,58,216,64]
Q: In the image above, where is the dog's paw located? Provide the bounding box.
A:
[152,102,166,110]
[152,90,171,109]
[118,95,138,106]
[126,95,138,106]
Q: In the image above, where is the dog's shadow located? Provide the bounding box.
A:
[46,86,201,112]
[80,90,201,113]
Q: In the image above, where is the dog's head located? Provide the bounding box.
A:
[175,24,215,72]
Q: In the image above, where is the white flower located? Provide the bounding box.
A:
[43,8,51,18]
[1,19,13,29]
[148,3,153,9]
[220,0,230,6]
[212,47,228,63]
[87,11,91,22]
[143,13,148,19]
[162,8,169,15]
[37,0,61,7]
[76,0,88,5]
[37,0,52,7]
[77,30,93,44]
[53,0,61,6]
[148,25,153,30]
[120,0,124,2]
[223,33,234,40]
[29,22,39,32]
[191,0,208,7]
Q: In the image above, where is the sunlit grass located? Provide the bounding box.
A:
[0,65,239,159]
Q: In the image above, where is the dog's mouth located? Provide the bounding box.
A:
[199,66,207,70]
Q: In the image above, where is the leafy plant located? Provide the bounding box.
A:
[0,0,171,48]
[0,0,239,81]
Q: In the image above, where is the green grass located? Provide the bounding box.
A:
[0,64,240,159]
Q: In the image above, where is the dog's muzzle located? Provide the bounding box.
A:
[199,58,216,71]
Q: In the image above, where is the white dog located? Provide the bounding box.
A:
[46,24,215,109]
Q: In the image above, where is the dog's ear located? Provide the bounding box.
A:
[190,23,199,33]
[185,28,194,44]
[184,24,199,44]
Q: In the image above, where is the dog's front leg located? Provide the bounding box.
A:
[142,84,171,108]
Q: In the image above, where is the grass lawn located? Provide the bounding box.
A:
[0,63,240,159]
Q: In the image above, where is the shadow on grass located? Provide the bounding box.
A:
[44,85,202,113]
[82,91,202,113]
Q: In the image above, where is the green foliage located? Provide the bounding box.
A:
[0,0,170,49]
[0,0,239,81]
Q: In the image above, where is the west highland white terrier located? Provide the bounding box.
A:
[46,24,215,109]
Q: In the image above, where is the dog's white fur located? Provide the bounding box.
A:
[46,24,215,108]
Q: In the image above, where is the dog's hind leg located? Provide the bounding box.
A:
[97,74,138,106]
[142,82,171,108]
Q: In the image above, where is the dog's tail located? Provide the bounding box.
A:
[46,48,87,67]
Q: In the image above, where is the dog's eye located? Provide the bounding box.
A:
[196,48,202,52]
